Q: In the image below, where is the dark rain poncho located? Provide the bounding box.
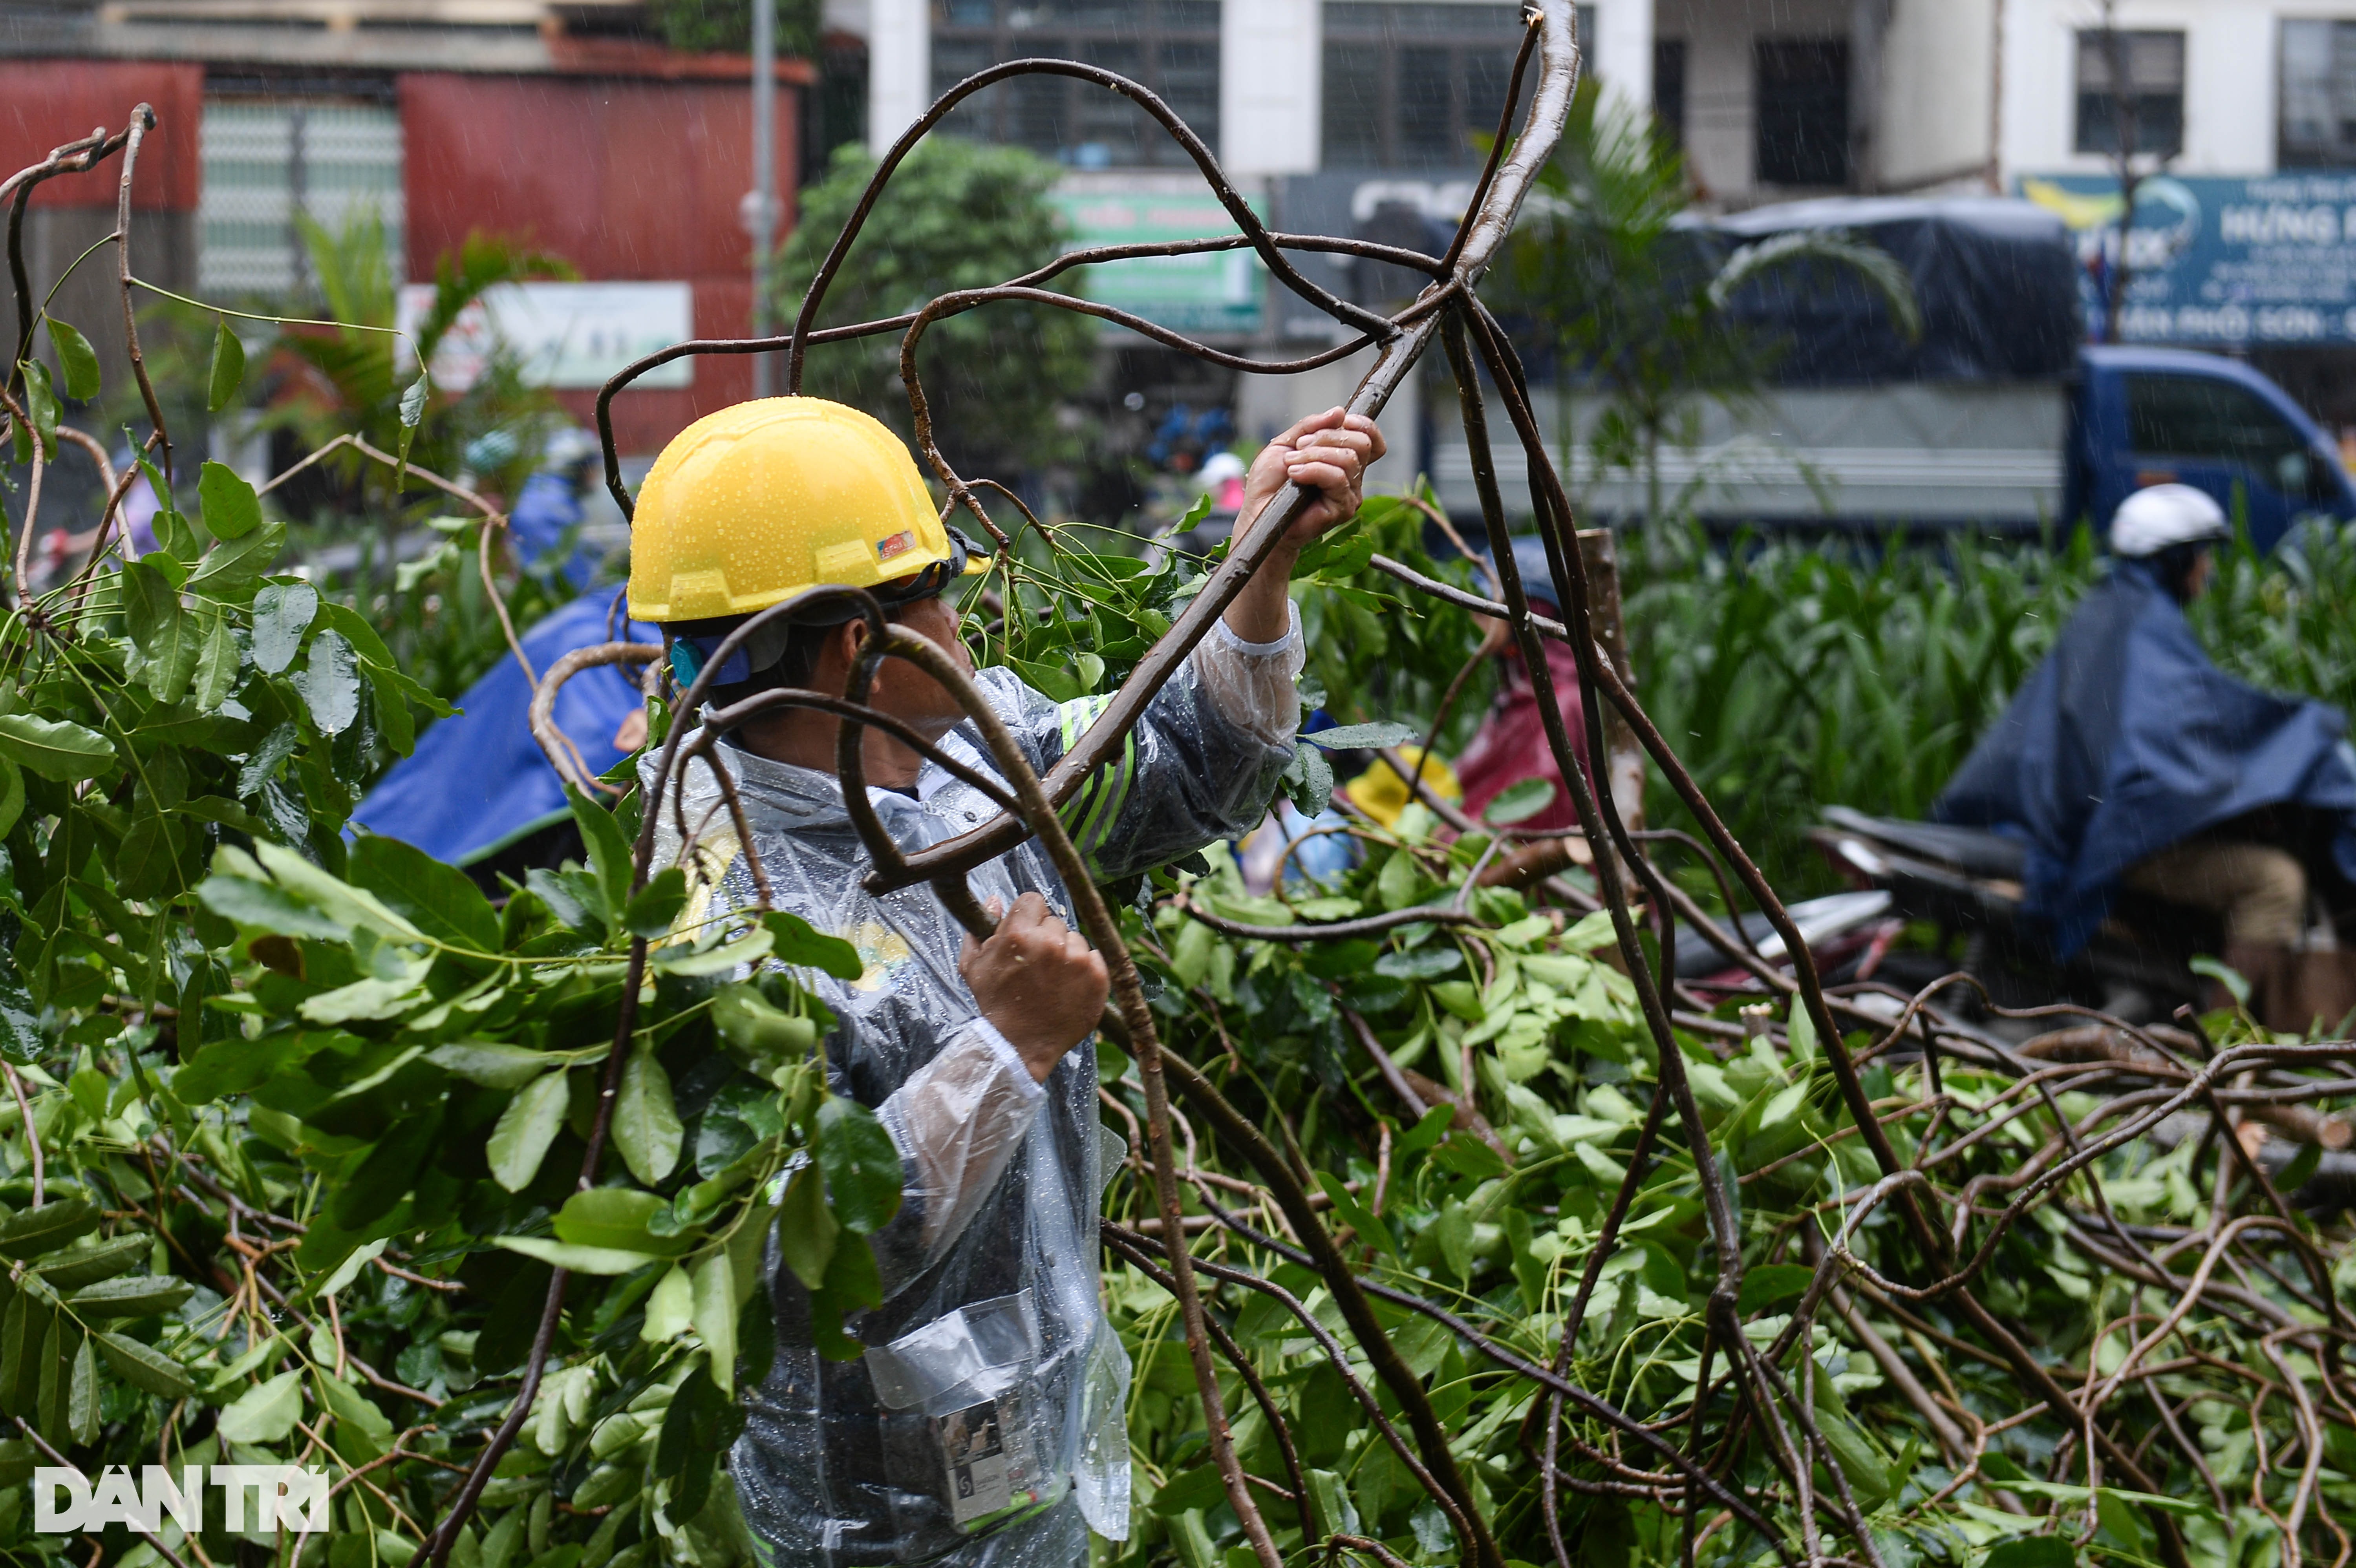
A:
[1933,557,2356,957]
[651,621,1302,1568]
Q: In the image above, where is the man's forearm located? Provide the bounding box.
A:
[1222,532,1300,645]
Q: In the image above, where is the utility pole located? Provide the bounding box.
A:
[749,0,779,397]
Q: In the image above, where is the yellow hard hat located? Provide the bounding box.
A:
[1344,747,1461,828]
[627,397,984,625]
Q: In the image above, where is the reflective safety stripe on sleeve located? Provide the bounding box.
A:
[1054,694,1136,878]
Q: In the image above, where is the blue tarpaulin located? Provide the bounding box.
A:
[353,592,657,865]
[1933,557,2356,956]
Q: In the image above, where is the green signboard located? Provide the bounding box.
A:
[1048,188,1268,336]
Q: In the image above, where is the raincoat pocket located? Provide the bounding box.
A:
[869,1292,1063,1535]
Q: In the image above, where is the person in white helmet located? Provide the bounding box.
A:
[1937,483,2356,1026]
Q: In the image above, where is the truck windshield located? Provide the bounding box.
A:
[2123,372,2328,500]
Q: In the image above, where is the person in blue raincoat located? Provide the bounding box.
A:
[1934,484,2356,1021]
[353,425,645,878]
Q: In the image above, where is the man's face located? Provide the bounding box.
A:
[857,591,974,740]
[2186,546,2216,599]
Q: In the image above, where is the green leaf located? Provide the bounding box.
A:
[428,1042,561,1091]
[0,713,115,782]
[566,785,635,926]
[1735,1263,1814,1314]
[1483,776,1556,826]
[250,580,321,675]
[196,460,262,541]
[691,1250,737,1393]
[492,1237,657,1276]
[187,518,284,598]
[253,841,424,940]
[774,1165,836,1291]
[2190,954,2252,1007]
[487,1070,571,1192]
[92,1328,196,1394]
[123,561,199,704]
[45,317,99,401]
[196,873,347,940]
[711,985,819,1071]
[0,1199,100,1259]
[641,1265,695,1343]
[554,1188,690,1257]
[293,629,362,736]
[216,1369,304,1444]
[615,1047,684,1186]
[811,1236,881,1361]
[0,758,23,840]
[349,833,501,953]
[816,1097,902,1236]
[190,603,240,706]
[67,1330,96,1444]
[35,1316,66,1441]
[650,926,774,977]
[33,1235,148,1290]
[20,360,57,457]
[1981,1537,2077,1568]
[1315,1170,1398,1259]
[763,910,864,980]
[1299,721,1421,751]
[207,318,247,411]
[622,867,687,940]
[65,1274,193,1320]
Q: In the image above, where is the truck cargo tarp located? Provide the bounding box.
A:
[1932,556,2356,958]
[1696,196,2083,386]
[353,592,656,865]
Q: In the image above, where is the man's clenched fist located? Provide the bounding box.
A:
[958,892,1110,1081]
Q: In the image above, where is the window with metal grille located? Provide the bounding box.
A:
[1319,3,1528,170]
[929,0,1220,169]
[2073,29,2184,157]
[199,98,404,298]
[2281,19,2356,167]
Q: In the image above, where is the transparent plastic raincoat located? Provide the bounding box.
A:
[651,611,1304,1568]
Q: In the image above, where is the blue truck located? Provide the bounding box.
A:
[1434,196,2356,551]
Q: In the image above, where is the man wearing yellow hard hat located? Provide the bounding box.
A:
[626,396,1382,1568]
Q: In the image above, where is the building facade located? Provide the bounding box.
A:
[0,0,809,457]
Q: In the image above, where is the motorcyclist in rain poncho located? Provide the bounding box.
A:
[624,397,1385,1568]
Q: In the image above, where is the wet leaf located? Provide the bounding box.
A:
[187,519,285,597]
[96,1328,198,1397]
[487,1070,570,1192]
[45,317,99,401]
[197,459,262,540]
[20,360,57,457]
[614,1046,682,1186]
[293,629,362,736]
[250,580,321,675]
[216,1368,304,1444]
[774,1164,836,1291]
[207,317,246,411]
[691,1250,736,1393]
[0,713,114,782]
[493,1237,657,1275]
[816,1097,901,1236]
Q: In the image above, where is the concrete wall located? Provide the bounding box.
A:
[1999,0,2291,179]
[401,72,800,453]
[1878,0,1996,188]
